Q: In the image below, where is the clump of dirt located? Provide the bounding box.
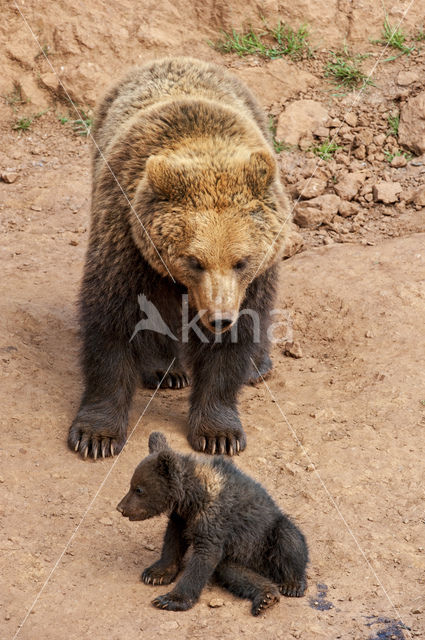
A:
[1,2,425,639]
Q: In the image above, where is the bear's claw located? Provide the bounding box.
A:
[279,579,307,597]
[152,593,193,611]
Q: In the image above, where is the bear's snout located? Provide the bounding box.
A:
[207,311,238,333]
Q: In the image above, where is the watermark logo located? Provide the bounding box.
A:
[130,294,292,344]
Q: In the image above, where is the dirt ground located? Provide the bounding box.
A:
[1,2,425,639]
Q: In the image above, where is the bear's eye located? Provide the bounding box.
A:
[233,258,248,271]
[135,486,144,495]
[187,256,205,272]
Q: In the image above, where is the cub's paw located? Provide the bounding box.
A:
[152,592,194,611]
[68,405,127,460]
[252,590,280,617]
[142,563,179,586]
[279,578,307,597]
[142,369,190,390]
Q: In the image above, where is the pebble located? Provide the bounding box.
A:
[344,112,358,127]
[283,340,303,359]
[390,155,407,168]
[208,598,225,608]
[372,181,402,203]
[1,172,18,183]
[99,517,113,526]
[160,620,179,630]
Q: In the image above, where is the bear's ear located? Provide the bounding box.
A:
[244,149,276,195]
[145,154,186,200]
[148,432,169,454]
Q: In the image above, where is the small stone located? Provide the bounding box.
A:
[372,181,402,203]
[397,70,419,86]
[353,145,366,160]
[313,126,330,138]
[160,620,179,630]
[2,172,18,183]
[208,598,225,608]
[338,201,359,217]
[99,517,113,526]
[69,239,79,246]
[344,112,358,127]
[144,543,155,551]
[0,476,3,483]
[294,207,328,229]
[411,606,423,615]
[306,463,315,472]
[355,129,374,146]
[334,172,366,201]
[295,177,327,199]
[30,204,42,211]
[374,133,386,146]
[283,340,303,359]
[390,155,407,168]
[407,185,425,206]
[5,614,11,621]
[365,330,373,338]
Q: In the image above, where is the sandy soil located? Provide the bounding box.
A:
[1,2,425,639]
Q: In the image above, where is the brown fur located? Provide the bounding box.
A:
[68,57,291,459]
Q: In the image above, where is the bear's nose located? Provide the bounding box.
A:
[116,501,125,514]
[209,313,234,328]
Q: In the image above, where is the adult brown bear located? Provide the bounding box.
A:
[68,57,290,459]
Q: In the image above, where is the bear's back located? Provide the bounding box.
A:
[93,57,271,162]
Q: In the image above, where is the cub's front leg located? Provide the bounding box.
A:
[142,513,188,586]
[152,541,222,611]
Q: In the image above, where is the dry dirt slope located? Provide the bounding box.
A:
[1,165,424,638]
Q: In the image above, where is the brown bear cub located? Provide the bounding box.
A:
[117,432,308,616]
[68,57,291,460]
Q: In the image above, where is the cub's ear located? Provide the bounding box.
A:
[148,432,169,454]
[244,149,276,196]
[146,154,187,200]
[156,450,184,501]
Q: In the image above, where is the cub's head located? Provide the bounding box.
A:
[117,433,183,521]
[132,144,289,334]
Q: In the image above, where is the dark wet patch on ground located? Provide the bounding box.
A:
[309,583,334,611]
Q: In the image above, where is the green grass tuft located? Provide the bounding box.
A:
[12,117,32,131]
[375,17,415,56]
[211,21,312,60]
[387,113,399,137]
[310,139,341,161]
[268,115,292,153]
[324,50,372,89]
[72,110,93,136]
[384,149,412,164]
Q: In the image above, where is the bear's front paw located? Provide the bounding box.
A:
[188,407,247,456]
[152,592,194,611]
[68,403,127,460]
[142,563,179,586]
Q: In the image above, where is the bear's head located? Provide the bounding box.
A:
[132,143,289,334]
[117,432,184,521]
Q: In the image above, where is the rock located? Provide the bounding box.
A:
[390,155,407,168]
[40,72,60,93]
[299,194,341,215]
[353,145,366,160]
[399,92,425,155]
[208,598,225,608]
[397,70,419,86]
[277,100,328,146]
[282,224,304,258]
[284,462,299,476]
[334,172,366,200]
[6,27,39,68]
[313,126,329,138]
[1,172,18,183]
[355,129,374,146]
[338,201,359,217]
[344,112,358,127]
[294,207,329,229]
[98,517,113,526]
[69,239,79,246]
[372,182,402,203]
[295,177,327,199]
[406,185,425,206]
[160,620,179,630]
[373,133,386,146]
[283,340,303,358]
[16,77,50,110]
